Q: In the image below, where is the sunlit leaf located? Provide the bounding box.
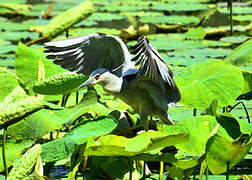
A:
[0,68,19,101]
[241,70,252,94]
[140,15,200,25]
[8,89,109,139]
[0,95,44,130]
[220,35,249,44]
[170,48,232,58]
[33,72,87,95]
[183,27,206,40]
[162,115,232,155]
[150,2,209,12]
[8,144,42,179]
[41,116,117,162]
[42,1,93,39]
[174,60,244,109]
[225,39,252,67]
[15,42,66,88]
[0,140,33,172]
[85,131,188,156]
[206,134,252,174]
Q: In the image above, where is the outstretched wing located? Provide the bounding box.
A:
[44,33,132,76]
[130,36,181,103]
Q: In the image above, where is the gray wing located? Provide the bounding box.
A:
[44,33,132,76]
[130,36,181,104]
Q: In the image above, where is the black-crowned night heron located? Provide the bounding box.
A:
[44,33,181,130]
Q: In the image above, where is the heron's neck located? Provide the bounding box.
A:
[100,74,123,94]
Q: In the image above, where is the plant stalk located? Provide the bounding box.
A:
[193,109,197,116]
[2,127,8,177]
[76,92,79,106]
[229,0,233,36]
[226,161,230,180]
[159,161,164,180]
[143,161,146,179]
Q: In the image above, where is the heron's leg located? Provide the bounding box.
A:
[139,107,149,131]
[158,111,175,126]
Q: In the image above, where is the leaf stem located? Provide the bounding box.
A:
[229,0,233,36]
[193,109,197,116]
[226,161,230,180]
[2,126,8,177]
[159,161,164,180]
[143,161,146,179]
[76,92,79,106]
[206,166,208,180]
[228,102,250,123]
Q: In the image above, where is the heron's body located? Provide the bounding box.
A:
[44,33,181,130]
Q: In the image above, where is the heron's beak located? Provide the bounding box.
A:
[78,78,93,89]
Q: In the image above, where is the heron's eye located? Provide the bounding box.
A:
[95,74,100,80]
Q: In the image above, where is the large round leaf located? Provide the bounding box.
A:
[41,116,117,162]
[85,131,188,156]
[8,144,42,179]
[15,42,66,88]
[33,72,87,95]
[206,135,252,174]
[162,115,232,155]
[0,140,32,172]
[174,60,244,109]
[0,68,19,101]
[224,39,252,66]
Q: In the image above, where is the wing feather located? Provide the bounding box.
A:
[130,36,181,103]
[44,33,132,76]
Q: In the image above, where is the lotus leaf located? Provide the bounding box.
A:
[15,42,66,88]
[174,60,244,109]
[225,39,252,66]
[85,131,188,156]
[0,140,33,172]
[41,116,117,162]
[206,134,252,174]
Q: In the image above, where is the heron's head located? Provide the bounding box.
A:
[78,68,110,89]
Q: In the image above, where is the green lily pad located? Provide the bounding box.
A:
[162,115,231,155]
[120,11,163,18]
[224,39,252,67]
[0,68,19,101]
[88,12,125,21]
[183,27,206,40]
[98,4,149,12]
[42,1,93,39]
[75,19,97,27]
[8,144,42,179]
[160,53,214,67]
[0,140,33,172]
[0,94,44,130]
[8,88,109,139]
[0,57,15,67]
[68,27,120,37]
[85,131,189,156]
[15,42,66,88]
[220,35,249,44]
[170,48,232,58]
[233,15,252,22]
[33,72,88,95]
[241,70,252,94]
[0,44,16,54]
[174,60,244,109]
[150,2,209,12]
[150,38,230,51]
[140,15,200,25]
[218,6,252,15]
[206,134,252,174]
[41,115,117,162]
